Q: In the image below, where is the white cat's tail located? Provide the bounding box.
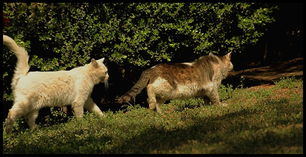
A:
[3,35,30,88]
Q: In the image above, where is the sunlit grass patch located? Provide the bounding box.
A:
[273,77,303,89]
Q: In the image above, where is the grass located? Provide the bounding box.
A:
[2,77,303,154]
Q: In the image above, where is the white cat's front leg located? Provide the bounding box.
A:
[72,99,85,118]
[25,110,39,130]
[84,97,104,117]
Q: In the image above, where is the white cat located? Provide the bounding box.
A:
[3,35,109,133]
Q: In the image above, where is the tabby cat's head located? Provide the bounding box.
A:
[221,52,233,72]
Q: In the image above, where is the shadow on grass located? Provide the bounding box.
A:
[4,99,302,154]
[106,103,302,154]
[105,109,250,153]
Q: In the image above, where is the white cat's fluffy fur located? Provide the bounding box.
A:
[3,35,109,133]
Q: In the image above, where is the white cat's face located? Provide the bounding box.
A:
[90,58,109,83]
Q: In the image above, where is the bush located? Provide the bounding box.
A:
[2,2,278,120]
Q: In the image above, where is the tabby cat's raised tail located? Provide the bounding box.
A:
[117,70,151,103]
[3,35,30,88]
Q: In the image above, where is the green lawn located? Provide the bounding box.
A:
[3,77,303,154]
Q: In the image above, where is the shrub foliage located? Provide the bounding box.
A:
[3,2,277,102]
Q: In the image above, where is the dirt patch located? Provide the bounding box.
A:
[246,83,302,100]
[248,84,274,91]
[229,57,303,81]
[224,57,303,88]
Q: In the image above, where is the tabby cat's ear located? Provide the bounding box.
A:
[91,58,99,68]
[100,58,105,63]
[225,52,232,60]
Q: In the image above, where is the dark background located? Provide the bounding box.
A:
[232,3,303,69]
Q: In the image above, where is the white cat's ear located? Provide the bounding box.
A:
[91,58,99,68]
[100,58,105,63]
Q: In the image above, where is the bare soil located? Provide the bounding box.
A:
[229,57,303,81]
[225,57,303,88]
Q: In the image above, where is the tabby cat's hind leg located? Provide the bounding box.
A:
[207,87,221,105]
[156,98,166,114]
[147,84,162,113]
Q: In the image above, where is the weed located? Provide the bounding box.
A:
[43,107,69,127]
[170,98,205,111]
[237,76,246,89]
[274,77,302,89]
[219,84,234,100]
